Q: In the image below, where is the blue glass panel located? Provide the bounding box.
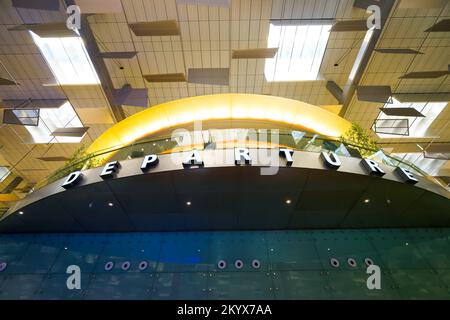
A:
[151,272,207,300]
[273,271,332,299]
[10,240,62,274]
[208,271,274,299]
[84,273,152,300]
[158,233,209,272]
[51,237,104,273]
[94,233,162,273]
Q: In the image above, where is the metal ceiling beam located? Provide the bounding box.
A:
[65,1,125,122]
[339,0,396,117]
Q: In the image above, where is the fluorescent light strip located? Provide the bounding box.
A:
[30,32,100,85]
[264,22,331,82]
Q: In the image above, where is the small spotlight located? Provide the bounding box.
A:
[186,201,192,206]
[108,202,114,207]
[285,199,292,204]
[405,242,409,246]
[64,247,68,250]
[364,199,370,204]
[18,211,24,215]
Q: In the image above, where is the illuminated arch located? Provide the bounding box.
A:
[86,94,351,154]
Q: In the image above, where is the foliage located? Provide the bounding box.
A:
[340,123,379,157]
[47,144,102,183]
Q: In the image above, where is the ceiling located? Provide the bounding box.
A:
[0,0,449,209]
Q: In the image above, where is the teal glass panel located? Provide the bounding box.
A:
[273,271,332,299]
[151,272,208,300]
[390,269,449,299]
[314,230,383,270]
[326,270,400,300]
[367,229,430,269]
[84,273,152,300]
[209,231,268,271]
[266,231,321,270]
[208,271,274,299]
[405,229,450,269]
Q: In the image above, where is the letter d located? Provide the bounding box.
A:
[62,171,82,189]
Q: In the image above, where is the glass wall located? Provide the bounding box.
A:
[0,228,449,299]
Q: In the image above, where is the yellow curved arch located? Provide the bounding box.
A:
[86,94,351,154]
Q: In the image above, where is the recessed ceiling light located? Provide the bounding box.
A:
[364,199,370,203]
[285,199,292,204]
[108,202,114,207]
[18,211,24,215]
[186,201,192,206]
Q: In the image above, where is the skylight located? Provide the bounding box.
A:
[25,102,85,144]
[373,98,447,138]
[0,166,10,183]
[264,21,331,82]
[30,32,100,85]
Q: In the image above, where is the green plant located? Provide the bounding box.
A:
[47,145,102,183]
[340,123,379,157]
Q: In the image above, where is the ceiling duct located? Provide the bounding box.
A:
[374,48,423,54]
[232,48,278,59]
[326,81,344,104]
[37,157,71,162]
[144,73,186,83]
[129,20,180,37]
[74,0,123,13]
[97,52,137,59]
[353,0,382,9]
[393,92,450,102]
[11,0,60,10]
[357,86,392,103]
[398,0,447,8]
[8,23,78,38]
[0,77,18,86]
[400,71,449,79]
[330,20,368,32]
[0,99,67,109]
[51,127,90,138]
[113,84,148,108]
[380,107,425,117]
[1,177,23,194]
[425,19,450,32]
[188,68,230,86]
